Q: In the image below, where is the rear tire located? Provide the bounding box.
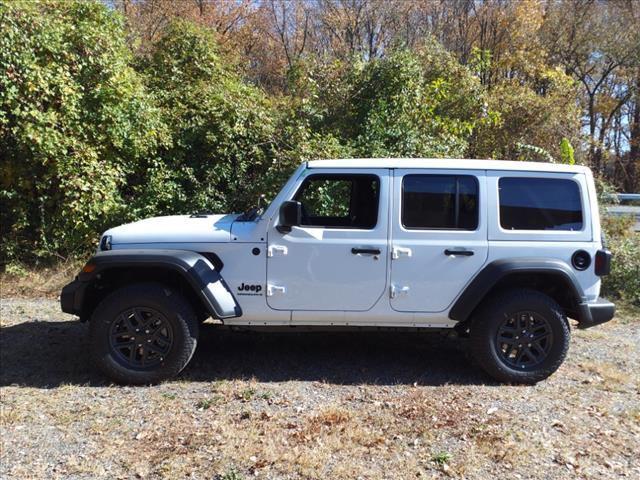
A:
[89,283,199,385]
[470,288,570,384]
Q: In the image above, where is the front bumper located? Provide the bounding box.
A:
[576,298,616,329]
[60,278,87,319]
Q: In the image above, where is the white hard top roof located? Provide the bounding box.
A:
[306,158,589,174]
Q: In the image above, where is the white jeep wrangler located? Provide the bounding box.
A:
[61,158,614,385]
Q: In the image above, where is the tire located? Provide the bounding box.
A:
[89,282,199,385]
[470,288,570,384]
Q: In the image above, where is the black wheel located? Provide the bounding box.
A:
[470,289,570,384]
[90,283,199,385]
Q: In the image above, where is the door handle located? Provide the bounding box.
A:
[268,245,288,257]
[267,284,286,296]
[444,249,474,256]
[390,284,410,299]
[351,247,381,255]
[392,246,412,259]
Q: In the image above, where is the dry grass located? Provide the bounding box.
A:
[1,298,639,479]
[0,259,84,298]
[579,361,629,389]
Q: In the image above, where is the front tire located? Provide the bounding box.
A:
[470,289,570,384]
[89,283,199,385]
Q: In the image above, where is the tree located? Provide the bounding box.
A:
[134,20,279,215]
[543,0,640,173]
[348,46,484,158]
[470,66,580,162]
[288,43,485,159]
[0,0,164,262]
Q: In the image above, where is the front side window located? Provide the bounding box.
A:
[294,174,379,229]
[402,175,479,230]
[499,177,583,231]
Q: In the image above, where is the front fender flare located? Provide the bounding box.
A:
[61,249,242,320]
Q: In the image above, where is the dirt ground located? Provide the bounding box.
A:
[1,298,639,479]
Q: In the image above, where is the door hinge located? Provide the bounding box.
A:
[390,284,410,299]
[268,245,288,257]
[392,246,412,260]
[267,284,286,296]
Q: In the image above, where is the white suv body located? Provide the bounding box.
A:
[61,159,614,384]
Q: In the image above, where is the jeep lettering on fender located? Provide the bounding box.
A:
[61,158,615,385]
[237,283,263,295]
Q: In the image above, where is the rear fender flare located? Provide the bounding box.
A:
[448,258,586,323]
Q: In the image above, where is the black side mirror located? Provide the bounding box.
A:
[277,201,302,233]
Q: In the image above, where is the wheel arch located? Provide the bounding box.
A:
[61,249,241,322]
[449,258,587,325]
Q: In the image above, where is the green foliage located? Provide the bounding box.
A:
[431,451,452,466]
[300,45,484,159]
[559,138,575,165]
[471,68,579,161]
[0,0,163,262]
[219,468,244,480]
[131,20,279,216]
[596,179,638,306]
[602,215,635,240]
[468,47,492,79]
[602,227,640,307]
[349,48,482,158]
[594,177,619,208]
[515,143,555,163]
[297,178,351,217]
[0,2,591,265]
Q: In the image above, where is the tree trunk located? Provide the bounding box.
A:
[587,92,599,171]
[628,68,640,192]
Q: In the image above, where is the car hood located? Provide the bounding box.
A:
[104,214,237,245]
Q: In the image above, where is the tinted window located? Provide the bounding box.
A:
[294,174,379,229]
[499,177,583,231]
[402,175,478,230]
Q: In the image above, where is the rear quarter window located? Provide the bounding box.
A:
[498,177,583,231]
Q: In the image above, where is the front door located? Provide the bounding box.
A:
[389,169,488,312]
[266,169,389,311]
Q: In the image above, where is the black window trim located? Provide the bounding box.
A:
[291,172,381,230]
[400,173,480,232]
[497,175,585,233]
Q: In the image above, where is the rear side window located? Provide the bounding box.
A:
[499,177,583,231]
[402,175,479,230]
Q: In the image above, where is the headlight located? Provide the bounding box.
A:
[99,235,112,251]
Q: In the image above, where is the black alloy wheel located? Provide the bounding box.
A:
[495,311,553,370]
[470,288,570,384]
[90,283,199,385]
[109,307,174,369]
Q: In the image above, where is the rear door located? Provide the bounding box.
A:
[389,169,488,312]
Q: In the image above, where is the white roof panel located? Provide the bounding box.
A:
[306,158,589,174]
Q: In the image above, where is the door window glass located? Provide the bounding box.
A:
[499,177,583,231]
[294,174,379,229]
[402,175,478,230]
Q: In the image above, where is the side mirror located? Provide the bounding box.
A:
[277,201,302,234]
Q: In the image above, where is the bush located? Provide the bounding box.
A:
[601,216,640,306]
[295,46,484,159]
[0,0,163,263]
[130,20,278,216]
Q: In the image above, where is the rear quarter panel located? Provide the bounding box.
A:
[485,170,601,301]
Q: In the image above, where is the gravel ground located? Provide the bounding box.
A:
[1,298,639,479]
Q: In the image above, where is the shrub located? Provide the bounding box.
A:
[601,216,640,307]
[0,0,164,263]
